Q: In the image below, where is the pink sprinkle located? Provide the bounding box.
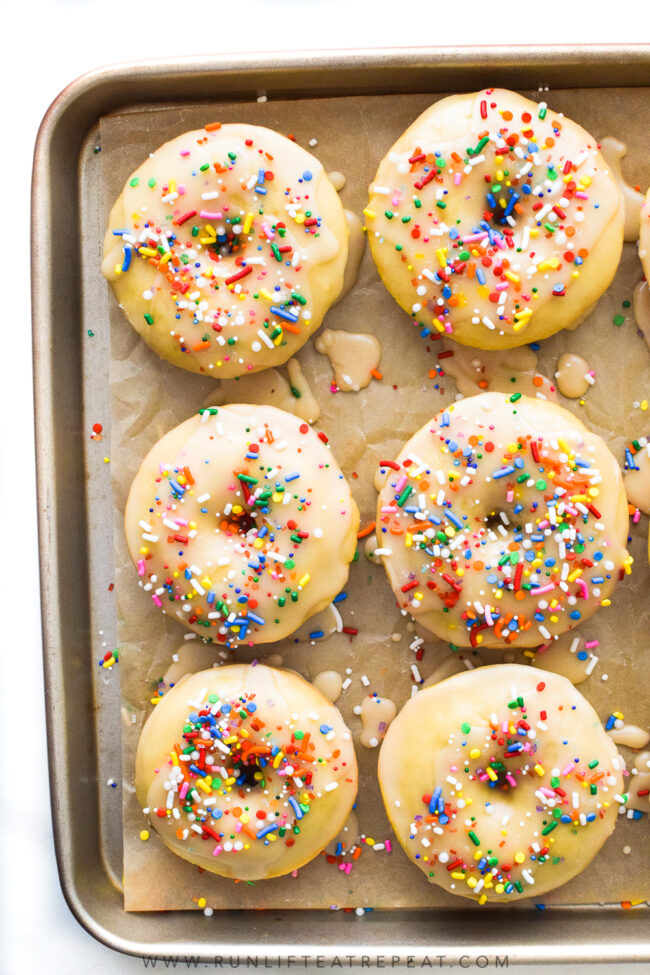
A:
[180,150,190,157]
[291,870,299,878]
[575,191,589,199]
[180,781,189,800]
[200,210,223,219]
[575,579,589,599]
[344,862,352,875]
[152,594,162,607]
[533,583,556,595]
[495,281,509,292]
[394,474,408,494]
[385,840,392,852]
[537,520,549,530]
[262,222,275,240]
[506,774,517,787]
[462,232,488,243]
[633,508,641,523]
[506,489,514,502]
[454,173,462,186]
[137,559,146,576]
[584,639,599,650]
[213,845,222,857]
[561,764,575,777]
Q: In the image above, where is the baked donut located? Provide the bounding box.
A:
[376,392,630,648]
[102,124,348,377]
[136,664,358,880]
[366,88,624,350]
[125,403,359,646]
[378,664,625,903]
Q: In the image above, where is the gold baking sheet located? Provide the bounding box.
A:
[102,92,650,912]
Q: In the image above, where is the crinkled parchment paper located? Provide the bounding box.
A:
[101,91,649,912]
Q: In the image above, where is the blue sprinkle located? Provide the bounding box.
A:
[310,630,324,639]
[302,170,313,181]
[256,823,279,839]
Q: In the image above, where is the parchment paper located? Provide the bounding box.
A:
[102,91,650,912]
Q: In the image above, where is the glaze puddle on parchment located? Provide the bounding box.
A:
[438,343,557,401]
[315,327,381,392]
[600,137,645,241]
[554,352,595,399]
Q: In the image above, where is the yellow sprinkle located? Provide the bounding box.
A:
[294,213,305,224]
[467,877,478,888]
[534,764,545,776]
[504,270,520,284]
[243,212,254,234]
[478,894,488,905]
[487,767,498,782]
[613,711,624,720]
[170,751,179,766]
[514,852,525,864]
[197,897,206,909]
[363,208,376,219]
[140,830,150,841]
[469,748,481,760]
[495,883,505,894]
[451,871,466,880]
[299,574,310,587]
[273,751,284,769]
[114,265,122,276]
[567,568,583,583]
[538,258,560,272]
[365,837,375,846]
[601,598,612,607]
[435,247,448,267]
[103,457,110,464]
[200,236,217,245]
[139,247,157,257]
[260,289,274,301]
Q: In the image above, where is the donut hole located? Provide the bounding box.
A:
[209,218,244,259]
[234,756,266,788]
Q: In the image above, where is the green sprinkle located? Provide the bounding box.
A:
[129,177,139,187]
[509,392,522,403]
[227,152,237,161]
[461,722,471,734]
[291,291,307,305]
[290,386,301,399]
[144,313,154,325]
[613,314,625,326]
[148,177,156,188]
[384,210,394,220]
[541,821,557,835]
[414,197,422,208]
[468,831,480,846]
[198,407,219,415]
[397,485,414,507]
[436,201,447,210]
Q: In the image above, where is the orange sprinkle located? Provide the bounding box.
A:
[205,122,222,131]
[370,368,383,380]
[357,521,376,539]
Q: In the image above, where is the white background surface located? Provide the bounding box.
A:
[1,1,647,972]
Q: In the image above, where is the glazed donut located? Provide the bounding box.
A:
[125,403,359,646]
[136,664,358,880]
[378,664,625,903]
[375,392,630,648]
[102,123,348,377]
[366,88,624,350]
